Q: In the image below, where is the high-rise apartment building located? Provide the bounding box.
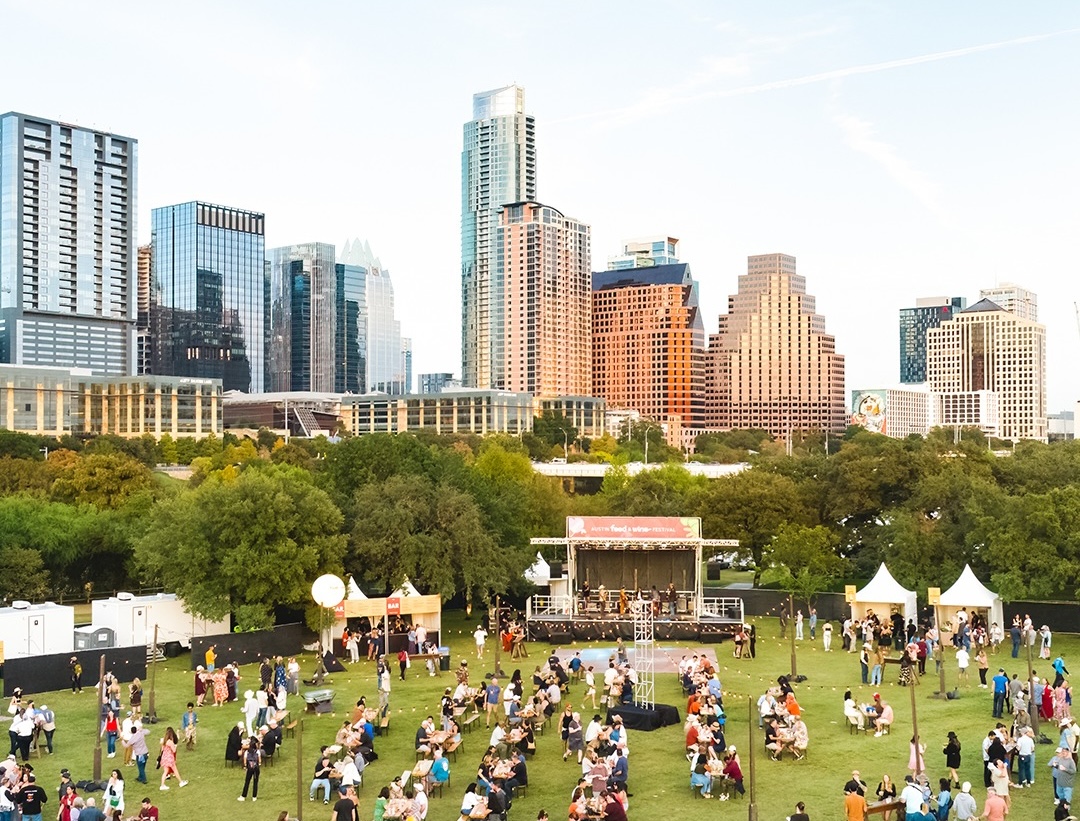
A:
[0,112,137,374]
[706,253,846,437]
[461,85,536,389]
[606,236,680,270]
[500,202,591,397]
[267,243,336,392]
[592,262,704,427]
[136,245,153,375]
[926,298,1046,442]
[898,296,967,383]
[149,201,267,392]
[418,373,460,394]
[979,283,1037,322]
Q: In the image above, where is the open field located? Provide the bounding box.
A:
[4,609,1074,820]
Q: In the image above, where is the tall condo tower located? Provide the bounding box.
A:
[267,242,337,392]
[461,85,536,389]
[0,112,137,374]
[706,253,846,437]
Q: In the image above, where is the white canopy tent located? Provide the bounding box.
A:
[853,563,917,626]
[938,564,1003,634]
[524,553,551,586]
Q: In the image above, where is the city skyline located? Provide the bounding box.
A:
[2,3,1079,409]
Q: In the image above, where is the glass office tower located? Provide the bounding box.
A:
[334,262,366,394]
[461,85,536,389]
[898,296,967,383]
[149,202,267,392]
[0,112,137,374]
[267,243,336,392]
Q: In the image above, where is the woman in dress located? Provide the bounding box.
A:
[989,758,1011,811]
[158,726,188,790]
[907,735,926,775]
[212,668,229,707]
[194,667,208,707]
[274,656,288,692]
[373,786,391,821]
[566,712,584,764]
[57,782,79,821]
[129,678,143,719]
[943,731,961,787]
[875,774,897,821]
[560,704,573,758]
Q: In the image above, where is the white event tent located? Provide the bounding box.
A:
[937,564,1004,633]
[853,563,918,626]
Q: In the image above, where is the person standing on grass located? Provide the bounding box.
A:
[237,735,261,802]
[844,784,867,821]
[474,625,488,659]
[16,773,46,821]
[484,678,501,728]
[157,727,187,791]
[100,770,123,821]
[123,719,151,784]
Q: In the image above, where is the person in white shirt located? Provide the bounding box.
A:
[900,775,924,815]
[585,716,603,750]
[822,621,833,651]
[120,712,136,766]
[474,627,488,659]
[411,785,428,821]
[1015,727,1035,786]
[338,756,362,788]
[242,691,259,737]
[956,648,970,686]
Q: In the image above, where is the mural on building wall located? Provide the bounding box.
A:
[851,390,887,435]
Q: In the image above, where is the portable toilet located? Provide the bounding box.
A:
[92,593,230,649]
[0,601,76,659]
[73,625,117,651]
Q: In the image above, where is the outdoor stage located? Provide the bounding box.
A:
[526,516,744,643]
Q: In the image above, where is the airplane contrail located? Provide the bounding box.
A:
[552,28,1080,125]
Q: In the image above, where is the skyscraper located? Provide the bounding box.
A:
[149,201,267,392]
[898,296,967,383]
[606,236,680,270]
[267,242,336,392]
[706,253,846,437]
[500,201,591,397]
[461,85,536,389]
[334,260,366,395]
[339,239,407,394]
[926,298,1046,442]
[978,283,1037,322]
[0,112,137,374]
[592,262,704,427]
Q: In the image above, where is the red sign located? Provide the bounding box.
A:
[386,597,401,616]
[333,602,345,619]
[566,516,701,540]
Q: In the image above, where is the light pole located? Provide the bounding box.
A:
[562,429,568,461]
[643,424,654,465]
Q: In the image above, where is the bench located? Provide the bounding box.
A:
[462,713,481,733]
[285,720,299,738]
[379,715,390,736]
[444,738,462,761]
[411,652,443,675]
[303,689,336,715]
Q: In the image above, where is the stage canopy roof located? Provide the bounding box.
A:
[853,563,917,625]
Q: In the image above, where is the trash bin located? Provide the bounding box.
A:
[439,646,450,671]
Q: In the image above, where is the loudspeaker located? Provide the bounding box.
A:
[549,561,564,579]
[706,566,721,581]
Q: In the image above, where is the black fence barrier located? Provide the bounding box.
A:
[189,623,305,671]
[4,646,147,698]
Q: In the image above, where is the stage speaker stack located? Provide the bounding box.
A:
[549,561,563,579]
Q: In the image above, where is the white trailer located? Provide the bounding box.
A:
[0,601,75,660]
[92,593,230,650]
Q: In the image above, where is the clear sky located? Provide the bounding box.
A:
[3,1,1078,409]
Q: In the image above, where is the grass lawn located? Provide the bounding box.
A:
[7,611,1074,820]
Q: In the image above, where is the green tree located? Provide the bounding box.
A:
[50,453,155,510]
[349,474,525,606]
[135,464,346,629]
[0,545,50,604]
[697,470,811,581]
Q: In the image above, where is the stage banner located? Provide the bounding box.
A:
[567,516,701,540]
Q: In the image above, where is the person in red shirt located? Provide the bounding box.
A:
[136,797,159,820]
[685,717,701,751]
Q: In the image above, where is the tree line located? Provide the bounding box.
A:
[0,425,1077,629]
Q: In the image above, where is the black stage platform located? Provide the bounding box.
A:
[607,703,681,731]
[528,617,733,644]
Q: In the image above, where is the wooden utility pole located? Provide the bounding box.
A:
[93,654,105,780]
[1026,629,1040,736]
[746,696,758,821]
[909,679,923,775]
[929,590,948,699]
[147,624,159,718]
[788,594,798,678]
[492,596,505,678]
[296,720,304,821]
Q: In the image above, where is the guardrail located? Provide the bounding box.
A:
[700,597,745,623]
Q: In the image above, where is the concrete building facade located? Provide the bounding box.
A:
[706,253,846,437]
[592,263,704,429]
[926,297,1046,442]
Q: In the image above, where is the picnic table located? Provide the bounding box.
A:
[412,759,433,780]
[384,798,412,820]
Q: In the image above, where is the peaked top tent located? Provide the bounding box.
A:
[852,563,918,626]
[938,564,1004,632]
